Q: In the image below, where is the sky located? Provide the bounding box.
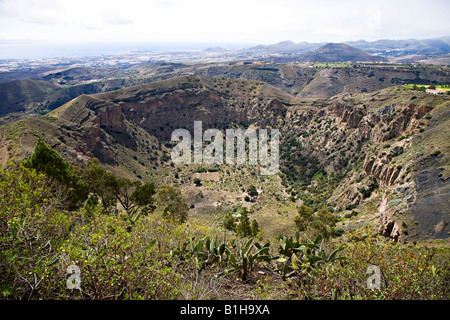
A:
[0,0,449,58]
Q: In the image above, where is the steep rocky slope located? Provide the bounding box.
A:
[0,75,448,240]
[326,95,449,241]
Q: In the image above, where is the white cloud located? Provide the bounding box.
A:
[0,0,448,44]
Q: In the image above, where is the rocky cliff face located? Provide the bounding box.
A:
[325,98,448,241]
[363,150,403,187]
[2,77,447,241]
[357,104,448,241]
[55,77,289,168]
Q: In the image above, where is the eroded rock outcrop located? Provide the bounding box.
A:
[363,155,402,187]
[330,103,364,128]
[376,193,406,241]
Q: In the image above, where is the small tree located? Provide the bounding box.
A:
[23,138,88,208]
[110,177,141,220]
[247,185,258,198]
[311,208,336,240]
[294,205,336,240]
[130,182,156,215]
[237,207,252,237]
[82,158,116,212]
[193,178,202,187]
[23,139,72,183]
[222,211,236,232]
[251,219,260,237]
[153,185,189,223]
[294,204,314,231]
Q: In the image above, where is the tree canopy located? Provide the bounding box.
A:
[153,185,189,223]
[23,138,88,208]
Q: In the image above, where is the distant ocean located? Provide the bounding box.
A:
[0,41,250,60]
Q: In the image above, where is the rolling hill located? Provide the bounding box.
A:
[0,79,59,115]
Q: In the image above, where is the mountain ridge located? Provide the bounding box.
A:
[241,36,450,56]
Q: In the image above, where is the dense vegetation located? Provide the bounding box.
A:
[0,141,448,300]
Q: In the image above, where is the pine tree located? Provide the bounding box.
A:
[237,207,252,237]
[23,138,88,208]
[23,138,73,183]
[247,185,258,197]
[251,218,260,237]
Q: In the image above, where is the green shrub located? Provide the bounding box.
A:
[226,238,271,281]
[294,205,335,239]
[59,213,181,299]
[0,164,73,299]
[294,230,450,300]
[153,185,189,223]
[222,211,236,232]
[23,139,88,208]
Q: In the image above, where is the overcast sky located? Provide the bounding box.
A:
[0,0,449,56]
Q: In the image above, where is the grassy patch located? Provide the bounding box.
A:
[313,62,353,68]
[405,84,450,91]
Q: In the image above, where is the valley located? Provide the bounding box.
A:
[1,67,449,241]
[0,38,449,301]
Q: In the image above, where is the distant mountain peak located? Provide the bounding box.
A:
[302,42,388,62]
[321,42,352,48]
[272,40,296,46]
[204,47,229,52]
